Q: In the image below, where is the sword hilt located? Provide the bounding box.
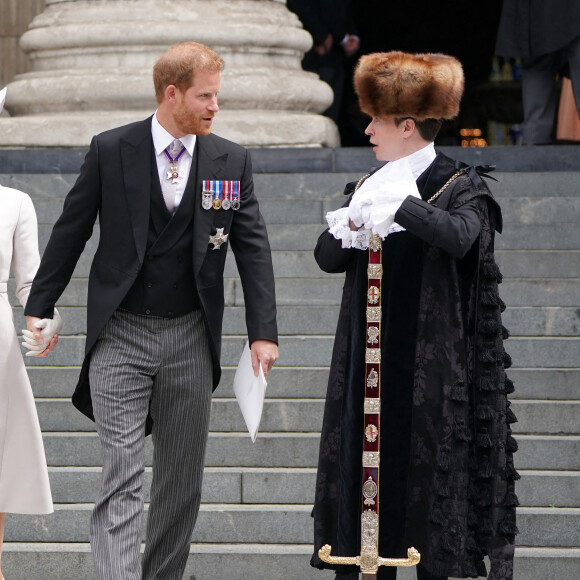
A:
[318,544,420,573]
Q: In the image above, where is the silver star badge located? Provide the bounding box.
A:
[166,168,182,184]
[209,228,229,250]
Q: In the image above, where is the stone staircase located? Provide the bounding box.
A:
[2,146,579,579]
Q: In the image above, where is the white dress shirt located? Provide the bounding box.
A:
[151,113,196,211]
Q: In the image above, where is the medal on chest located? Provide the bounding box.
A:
[202,180,241,210]
[164,144,186,185]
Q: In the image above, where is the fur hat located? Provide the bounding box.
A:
[354,51,464,121]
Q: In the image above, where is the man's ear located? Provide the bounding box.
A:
[402,117,416,138]
[165,85,178,104]
[403,118,416,133]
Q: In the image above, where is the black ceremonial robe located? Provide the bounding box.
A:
[311,153,518,580]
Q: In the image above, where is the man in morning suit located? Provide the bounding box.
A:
[24,42,279,580]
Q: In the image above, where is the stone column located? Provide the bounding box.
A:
[0,0,45,89]
[0,0,339,147]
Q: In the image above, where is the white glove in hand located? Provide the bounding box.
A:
[22,308,63,357]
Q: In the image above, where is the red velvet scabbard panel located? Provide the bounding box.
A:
[361,240,382,519]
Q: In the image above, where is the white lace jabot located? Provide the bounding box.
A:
[326,143,436,250]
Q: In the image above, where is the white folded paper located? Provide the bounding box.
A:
[233,341,267,442]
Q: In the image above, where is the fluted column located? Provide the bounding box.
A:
[0,0,339,147]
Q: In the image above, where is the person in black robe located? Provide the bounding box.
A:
[311,52,518,580]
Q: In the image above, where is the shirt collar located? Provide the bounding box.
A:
[151,112,196,156]
[404,142,436,180]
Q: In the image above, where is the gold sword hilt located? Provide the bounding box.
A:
[318,544,420,574]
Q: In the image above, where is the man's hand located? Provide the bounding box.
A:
[349,218,362,231]
[250,339,279,378]
[23,313,62,357]
[314,33,333,56]
[342,34,360,58]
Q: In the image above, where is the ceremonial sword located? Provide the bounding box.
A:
[318,232,421,578]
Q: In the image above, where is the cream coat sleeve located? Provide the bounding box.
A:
[12,192,41,308]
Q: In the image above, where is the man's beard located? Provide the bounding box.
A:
[174,105,213,136]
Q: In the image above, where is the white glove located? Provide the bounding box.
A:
[22,308,63,357]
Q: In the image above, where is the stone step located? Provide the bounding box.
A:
[35,222,580,252]
[14,304,579,337]
[501,307,580,336]
[23,191,580,229]
[12,247,579,282]
[509,401,580,435]
[4,504,578,547]
[506,369,580,400]
[516,470,580,508]
[499,197,580,225]
[3,504,315,544]
[460,170,580,198]
[3,544,578,580]
[12,274,579,309]
[45,466,580,508]
[24,366,580,401]
[27,367,335,399]
[47,467,316,506]
[42,432,321,468]
[21,335,580,369]
[268,278,578,308]
[41,433,580,470]
[495,250,580,278]
[34,398,580,436]
[35,398,325,434]
[7,169,580,203]
[7,168,580,202]
[47,227,580,256]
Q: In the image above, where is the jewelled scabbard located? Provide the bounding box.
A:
[319,232,420,577]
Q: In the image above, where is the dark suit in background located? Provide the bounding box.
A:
[495,0,580,143]
[287,0,357,122]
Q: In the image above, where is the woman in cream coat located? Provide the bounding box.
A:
[0,87,58,579]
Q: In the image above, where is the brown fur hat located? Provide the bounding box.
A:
[354,51,464,121]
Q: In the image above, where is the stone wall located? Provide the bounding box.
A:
[0,0,45,88]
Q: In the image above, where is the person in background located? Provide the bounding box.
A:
[495,0,580,144]
[0,88,56,580]
[287,0,360,123]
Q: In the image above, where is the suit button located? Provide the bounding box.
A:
[148,255,154,261]
[146,282,153,288]
[173,284,178,290]
[145,309,151,315]
[168,311,173,316]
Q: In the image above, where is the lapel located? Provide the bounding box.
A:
[192,134,229,276]
[416,152,458,207]
[120,117,155,266]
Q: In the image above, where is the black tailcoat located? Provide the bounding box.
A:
[311,154,518,579]
[25,118,278,428]
[495,0,580,59]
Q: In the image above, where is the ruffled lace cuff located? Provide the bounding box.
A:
[326,208,363,248]
[326,207,406,250]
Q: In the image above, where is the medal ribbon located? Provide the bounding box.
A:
[201,181,241,210]
[163,144,186,164]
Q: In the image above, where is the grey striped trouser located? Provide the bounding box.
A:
[88,308,213,580]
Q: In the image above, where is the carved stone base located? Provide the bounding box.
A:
[0,109,338,147]
[0,0,339,147]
